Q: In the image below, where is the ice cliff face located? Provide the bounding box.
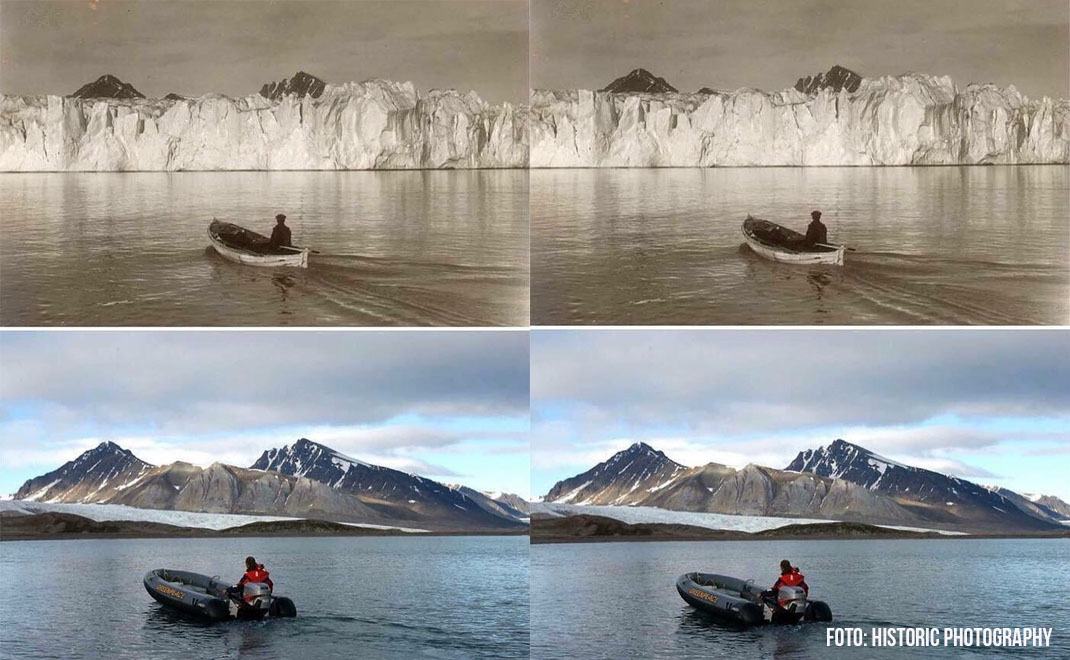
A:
[530,73,1069,166]
[0,79,528,171]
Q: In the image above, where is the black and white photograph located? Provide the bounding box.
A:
[530,0,1069,325]
[0,0,530,326]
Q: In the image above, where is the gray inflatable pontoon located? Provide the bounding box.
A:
[677,572,831,626]
[144,568,296,621]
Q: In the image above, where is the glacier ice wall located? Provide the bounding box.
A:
[530,74,1070,166]
[0,80,528,171]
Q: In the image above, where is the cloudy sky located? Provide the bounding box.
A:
[0,331,530,497]
[531,330,1070,500]
[532,0,1070,99]
[0,0,528,103]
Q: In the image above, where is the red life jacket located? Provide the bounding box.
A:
[244,565,270,583]
[774,568,808,606]
[779,569,804,587]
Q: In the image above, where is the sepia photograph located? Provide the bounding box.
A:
[529,329,1070,659]
[0,330,531,658]
[530,0,1069,325]
[0,0,530,326]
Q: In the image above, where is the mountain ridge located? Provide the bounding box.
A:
[15,440,525,531]
[70,74,144,99]
[543,441,1063,533]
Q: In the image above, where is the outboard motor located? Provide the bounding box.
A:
[242,582,272,610]
[225,582,273,619]
[777,585,808,614]
[774,586,804,616]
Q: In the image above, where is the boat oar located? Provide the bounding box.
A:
[816,242,856,252]
[276,245,321,255]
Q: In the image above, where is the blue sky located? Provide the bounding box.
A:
[531,330,1070,501]
[0,331,531,498]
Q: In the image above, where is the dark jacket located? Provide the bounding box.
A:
[804,220,827,246]
[269,223,292,248]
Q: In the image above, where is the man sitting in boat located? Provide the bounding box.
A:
[269,214,293,249]
[804,210,828,247]
[234,556,273,595]
[767,559,808,599]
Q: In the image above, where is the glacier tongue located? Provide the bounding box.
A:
[0,79,529,171]
[530,74,1070,166]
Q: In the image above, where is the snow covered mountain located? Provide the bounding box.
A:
[449,485,529,521]
[0,78,527,170]
[71,74,144,100]
[1024,494,1070,519]
[545,442,687,505]
[544,441,1063,533]
[486,491,530,515]
[14,441,152,503]
[794,65,862,95]
[250,438,525,527]
[530,70,1068,166]
[983,487,1070,524]
[259,71,327,101]
[544,443,926,527]
[14,440,524,530]
[786,439,1064,530]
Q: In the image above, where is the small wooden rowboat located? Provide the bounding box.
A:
[208,220,310,268]
[742,216,845,266]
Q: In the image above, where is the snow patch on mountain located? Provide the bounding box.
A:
[0,500,428,532]
[534,502,965,535]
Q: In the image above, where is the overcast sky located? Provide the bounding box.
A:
[531,330,1070,501]
[0,331,530,497]
[532,0,1070,99]
[0,0,528,103]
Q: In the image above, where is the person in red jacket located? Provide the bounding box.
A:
[236,556,274,593]
[771,559,808,598]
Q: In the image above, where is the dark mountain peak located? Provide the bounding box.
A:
[787,440,1063,531]
[602,68,678,94]
[14,441,152,502]
[787,440,907,479]
[794,65,862,95]
[71,74,145,100]
[544,442,687,503]
[250,439,522,529]
[163,93,186,101]
[607,442,679,466]
[251,438,366,479]
[624,441,656,454]
[259,71,327,101]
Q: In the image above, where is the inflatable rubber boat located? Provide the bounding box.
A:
[677,572,832,625]
[144,569,297,621]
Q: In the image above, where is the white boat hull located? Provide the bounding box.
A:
[208,229,309,268]
[741,219,845,266]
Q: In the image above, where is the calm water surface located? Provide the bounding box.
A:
[0,171,528,326]
[532,167,1069,324]
[531,539,1069,659]
[0,536,528,659]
